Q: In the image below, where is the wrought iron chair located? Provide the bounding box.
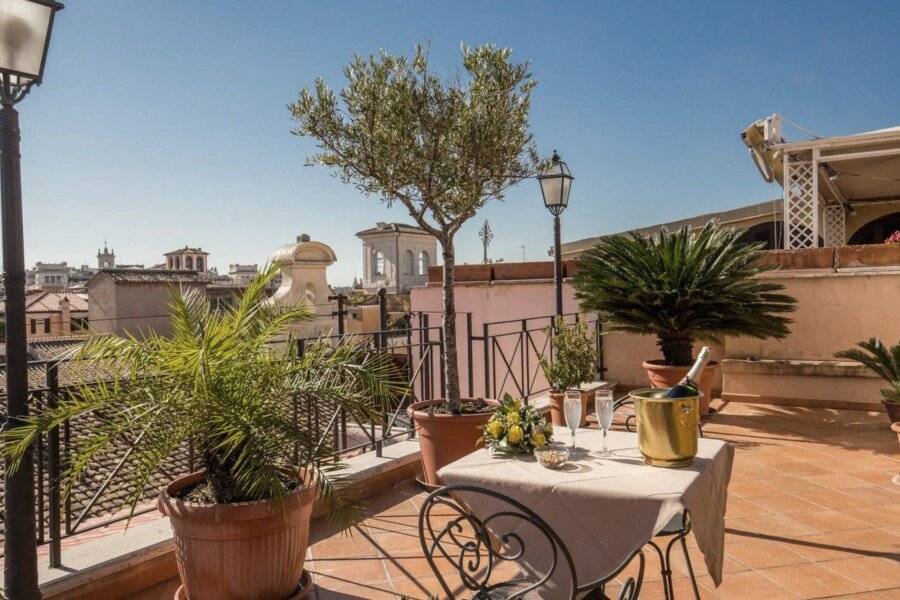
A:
[646,511,702,600]
[612,395,702,599]
[418,484,644,600]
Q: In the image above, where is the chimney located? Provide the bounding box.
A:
[297,233,311,243]
[60,296,71,335]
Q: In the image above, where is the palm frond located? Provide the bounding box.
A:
[2,263,402,521]
[572,221,797,364]
[835,338,900,394]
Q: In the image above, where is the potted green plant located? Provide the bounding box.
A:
[540,316,597,426]
[290,43,542,486]
[835,338,900,423]
[1,265,402,600]
[573,222,796,414]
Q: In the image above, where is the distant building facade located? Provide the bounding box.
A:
[356,222,436,293]
[31,262,69,290]
[228,264,259,284]
[67,265,97,291]
[97,243,115,269]
[87,269,207,337]
[0,291,89,340]
[164,246,209,272]
[269,234,338,337]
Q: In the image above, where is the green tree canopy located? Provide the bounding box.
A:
[290,43,542,408]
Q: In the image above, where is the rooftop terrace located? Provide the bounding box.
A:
[55,400,898,600]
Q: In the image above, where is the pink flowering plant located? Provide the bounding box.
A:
[884,231,900,244]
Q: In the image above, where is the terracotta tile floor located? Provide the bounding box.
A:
[130,401,899,600]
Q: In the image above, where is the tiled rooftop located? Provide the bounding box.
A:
[126,401,899,600]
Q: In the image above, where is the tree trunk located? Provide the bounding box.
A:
[658,334,694,366]
[441,239,462,411]
[205,451,249,504]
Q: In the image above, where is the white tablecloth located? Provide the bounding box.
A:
[437,427,733,596]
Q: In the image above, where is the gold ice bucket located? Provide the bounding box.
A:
[631,388,699,468]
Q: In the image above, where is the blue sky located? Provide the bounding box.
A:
[19,1,900,284]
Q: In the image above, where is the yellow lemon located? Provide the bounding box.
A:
[507,425,524,444]
[530,432,546,448]
[505,411,520,426]
[487,419,504,439]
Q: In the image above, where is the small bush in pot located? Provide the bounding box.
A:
[540,316,597,426]
[1,264,403,600]
[835,337,900,422]
[573,222,797,412]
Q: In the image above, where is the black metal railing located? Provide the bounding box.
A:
[0,319,443,567]
[467,312,604,401]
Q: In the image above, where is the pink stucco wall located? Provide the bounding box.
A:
[411,247,900,410]
[410,277,715,399]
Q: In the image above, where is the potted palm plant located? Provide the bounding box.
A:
[835,338,900,423]
[573,222,796,414]
[540,317,597,426]
[2,265,402,600]
[290,44,542,486]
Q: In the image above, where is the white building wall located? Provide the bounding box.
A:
[358,231,436,292]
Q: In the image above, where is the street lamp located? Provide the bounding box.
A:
[0,1,63,598]
[538,150,573,317]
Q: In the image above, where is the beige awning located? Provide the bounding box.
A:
[773,124,900,204]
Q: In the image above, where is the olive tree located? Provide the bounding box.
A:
[290,44,541,411]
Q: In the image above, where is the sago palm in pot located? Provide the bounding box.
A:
[835,338,900,423]
[573,222,796,413]
[2,263,404,600]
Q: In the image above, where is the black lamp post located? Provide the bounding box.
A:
[0,1,63,598]
[538,151,573,317]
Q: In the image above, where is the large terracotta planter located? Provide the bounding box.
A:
[408,399,496,486]
[548,389,592,427]
[158,470,315,600]
[884,400,900,423]
[642,360,720,415]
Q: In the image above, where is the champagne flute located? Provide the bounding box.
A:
[563,390,582,452]
[595,389,614,457]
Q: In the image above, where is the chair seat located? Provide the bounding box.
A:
[657,511,687,535]
[473,580,548,600]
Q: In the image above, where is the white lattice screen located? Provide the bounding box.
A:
[821,204,847,247]
[783,156,818,249]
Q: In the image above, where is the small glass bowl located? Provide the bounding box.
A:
[533,443,570,469]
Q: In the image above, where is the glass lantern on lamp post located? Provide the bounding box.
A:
[0,1,64,598]
[537,151,573,317]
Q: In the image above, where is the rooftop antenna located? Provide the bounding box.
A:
[478,220,494,263]
[519,244,527,262]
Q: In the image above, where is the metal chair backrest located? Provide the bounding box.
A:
[418,484,578,600]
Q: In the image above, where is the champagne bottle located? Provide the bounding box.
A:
[664,346,711,398]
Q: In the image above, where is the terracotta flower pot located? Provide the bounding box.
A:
[642,360,720,415]
[884,400,900,423]
[408,399,497,486]
[548,390,592,427]
[158,470,315,600]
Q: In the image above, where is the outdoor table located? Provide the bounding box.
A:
[437,426,734,598]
